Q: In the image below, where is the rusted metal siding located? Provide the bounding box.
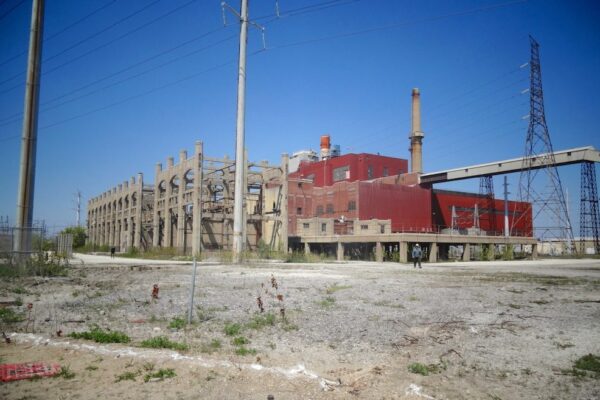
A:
[358,182,432,232]
[432,189,533,236]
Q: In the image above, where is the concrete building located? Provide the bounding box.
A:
[88,141,287,254]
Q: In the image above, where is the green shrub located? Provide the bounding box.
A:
[144,368,176,382]
[246,313,276,330]
[68,326,130,344]
[574,354,600,373]
[140,336,188,351]
[224,323,242,336]
[168,317,186,330]
[408,362,430,376]
[232,336,250,346]
[0,308,24,323]
[235,346,257,356]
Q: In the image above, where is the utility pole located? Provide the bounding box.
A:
[74,190,82,227]
[231,0,249,263]
[15,0,45,254]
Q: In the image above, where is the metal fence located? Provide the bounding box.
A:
[0,226,47,256]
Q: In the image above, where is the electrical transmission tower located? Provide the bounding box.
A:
[479,176,496,234]
[514,36,574,251]
[580,162,600,254]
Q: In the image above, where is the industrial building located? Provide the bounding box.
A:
[87,88,539,261]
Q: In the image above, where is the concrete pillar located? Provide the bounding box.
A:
[192,141,203,256]
[337,241,344,261]
[152,163,161,248]
[176,152,186,253]
[487,244,496,261]
[531,243,538,259]
[375,241,383,262]
[304,242,310,255]
[462,244,471,261]
[134,173,143,249]
[399,241,408,263]
[429,242,438,262]
[280,153,289,253]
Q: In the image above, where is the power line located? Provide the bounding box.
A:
[268,0,528,50]
[0,28,232,126]
[0,0,117,68]
[0,0,25,23]
[0,0,164,87]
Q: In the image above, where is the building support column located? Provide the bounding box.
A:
[531,243,538,259]
[337,241,344,261]
[134,173,143,249]
[462,243,471,261]
[304,242,310,255]
[165,211,172,248]
[399,241,408,263]
[280,153,289,253]
[429,242,438,262]
[152,163,161,248]
[375,241,383,262]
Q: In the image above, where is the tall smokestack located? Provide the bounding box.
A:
[410,88,424,174]
[320,134,331,160]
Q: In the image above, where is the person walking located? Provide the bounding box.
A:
[412,243,422,268]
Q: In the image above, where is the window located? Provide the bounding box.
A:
[383,167,388,177]
[367,165,373,179]
[333,165,350,182]
[321,223,327,232]
[306,174,315,182]
[361,224,368,230]
[348,200,356,211]
[326,203,334,214]
[303,223,310,229]
[297,207,302,215]
[316,205,324,216]
[380,224,385,234]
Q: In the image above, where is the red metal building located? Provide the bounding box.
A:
[290,153,408,187]
[288,152,533,237]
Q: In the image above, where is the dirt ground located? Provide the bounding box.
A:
[1,255,599,399]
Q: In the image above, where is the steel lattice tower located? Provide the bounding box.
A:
[580,162,600,254]
[514,36,574,250]
[479,176,496,234]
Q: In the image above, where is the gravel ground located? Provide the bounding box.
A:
[1,255,599,399]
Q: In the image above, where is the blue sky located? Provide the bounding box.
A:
[0,0,599,235]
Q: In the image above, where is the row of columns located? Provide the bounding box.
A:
[304,241,538,262]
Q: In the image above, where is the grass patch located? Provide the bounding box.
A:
[0,307,24,323]
[246,313,276,330]
[115,371,138,382]
[140,336,188,351]
[85,365,99,371]
[11,286,31,295]
[555,341,575,350]
[317,296,336,308]
[408,295,419,301]
[508,303,522,309]
[407,362,444,376]
[168,317,186,330]
[0,254,70,277]
[325,284,352,294]
[408,362,430,376]
[232,336,250,346]
[68,326,130,344]
[224,322,242,336]
[55,366,75,379]
[574,354,600,373]
[235,346,257,356]
[144,368,176,382]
